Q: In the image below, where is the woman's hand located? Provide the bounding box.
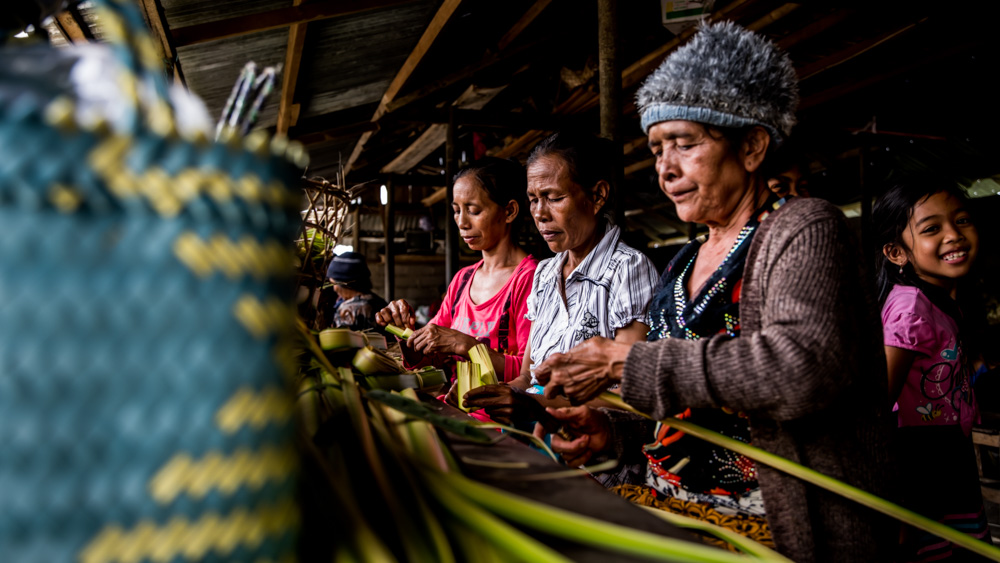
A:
[375,299,416,330]
[463,384,543,427]
[408,324,480,357]
[533,406,610,467]
[534,336,632,404]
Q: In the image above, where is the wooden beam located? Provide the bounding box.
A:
[776,9,853,50]
[497,0,553,51]
[623,136,648,156]
[420,186,448,207]
[745,2,800,32]
[797,18,927,80]
[345,0,465,175]
[381,85,505,174]
[137,0,185,85]
[277,0,308,135]
[297,120,379,146]
[171,0,419,47]
[624,156,656,177]
[385,36,544,115]
[54,11,87,43]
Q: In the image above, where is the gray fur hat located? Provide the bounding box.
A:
[637,21,798,143]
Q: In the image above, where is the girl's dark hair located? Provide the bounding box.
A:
[872,177,970,305]
[526,132,617,221]
[454,156,527,215]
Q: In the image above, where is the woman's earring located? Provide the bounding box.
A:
[899,265,904,274]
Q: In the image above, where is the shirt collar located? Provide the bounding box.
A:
[539,222,621,286]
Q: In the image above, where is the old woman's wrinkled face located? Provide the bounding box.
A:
[526,155,602,254]
[648,120,756,227]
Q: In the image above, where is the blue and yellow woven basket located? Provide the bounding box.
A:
[0,1,305,561]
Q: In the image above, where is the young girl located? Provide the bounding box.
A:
[874,179,990,561]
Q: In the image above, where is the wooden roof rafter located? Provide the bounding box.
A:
[276,0,309,135]
[137,0,185,85]
[344,0,465,176]
[54,4,93,43]
[380,0,556,176]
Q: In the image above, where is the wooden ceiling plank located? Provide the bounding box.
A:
[345,0,466,175]
[171,0,419,47]
[797,17,927,81]
[137,0,186,85]
[55,12,86,43]
[497,0,554,51]
[277,0,308,135]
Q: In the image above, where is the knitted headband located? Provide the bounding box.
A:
[637,21,799,144]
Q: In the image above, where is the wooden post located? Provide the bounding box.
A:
[598,0,624,225]
[384,179,396,301]
[859,145,872,260]
[445,107,460,284]
[350,206,361,251]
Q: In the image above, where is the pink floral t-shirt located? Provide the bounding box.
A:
[881,284,978,435]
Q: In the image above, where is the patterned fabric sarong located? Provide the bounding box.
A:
[614,484,773,552]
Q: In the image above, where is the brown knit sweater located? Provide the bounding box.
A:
[620,198,895,562]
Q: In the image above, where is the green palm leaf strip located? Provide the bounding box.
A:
[638,505,793,561]
[599,392,1000,562]
[441,470,762,563]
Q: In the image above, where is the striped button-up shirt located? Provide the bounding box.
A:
[526,222,658,382]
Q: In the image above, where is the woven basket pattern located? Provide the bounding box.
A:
[0,3,304,561]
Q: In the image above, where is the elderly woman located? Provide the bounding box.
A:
[376,157,537,382]
[533,23,893,561]
[465,133,659,425]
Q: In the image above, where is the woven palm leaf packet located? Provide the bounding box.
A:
[0,0,308,561]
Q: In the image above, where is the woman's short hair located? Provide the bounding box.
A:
[526,132,617,219]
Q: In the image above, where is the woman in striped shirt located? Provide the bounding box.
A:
[464,133,659,427]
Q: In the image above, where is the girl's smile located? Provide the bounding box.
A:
[896,191,978,296]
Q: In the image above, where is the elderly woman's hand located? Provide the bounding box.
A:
[463,384,543,427]
[534,336,632,404]
[375,299,416,330]
[533,406,610,467]
[408,324,479,357]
